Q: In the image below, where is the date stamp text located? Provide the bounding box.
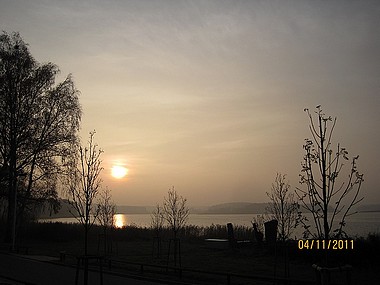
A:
[297,239,354,250]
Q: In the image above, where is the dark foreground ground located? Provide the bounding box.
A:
[1,222,379,285]
[0,252,167,285]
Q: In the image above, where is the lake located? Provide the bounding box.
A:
[39,211,380,238]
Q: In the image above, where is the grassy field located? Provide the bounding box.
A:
[3,222,380,284]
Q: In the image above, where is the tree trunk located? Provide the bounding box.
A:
[5,111,17,246]
[4,187,14,243]
[84,223,88,256]
[319,115,329,240]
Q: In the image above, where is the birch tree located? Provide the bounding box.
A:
[0,31,81,243]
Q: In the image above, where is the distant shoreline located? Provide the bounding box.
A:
[39,200,380,219]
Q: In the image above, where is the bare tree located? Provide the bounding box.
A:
[162,187,189,267]
[97,186,115,255]
[151,203,164,238]
[266,173,299,241]
[0,31,81,244]
[295,106,364,239]
[98,187,115,229]
[66,131,103,255]
[162,186,189,239]
[151,204,164,258]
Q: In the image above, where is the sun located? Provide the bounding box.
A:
[111,165,128,179]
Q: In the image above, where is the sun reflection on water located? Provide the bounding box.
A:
[113,214,127,228]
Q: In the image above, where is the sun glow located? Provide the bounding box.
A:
[113,214,126,228]
[111,165,128,179]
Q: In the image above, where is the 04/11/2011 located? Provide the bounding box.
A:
[297,239,354,250]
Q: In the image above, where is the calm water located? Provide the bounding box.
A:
[40,212,380,238]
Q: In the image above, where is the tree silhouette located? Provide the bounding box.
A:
[150,203,164,258]
[98,187,115,230]
[151,203,164,238]
[162,186,189,239]
[162,187,189,268]
[66,131,103,256]
[0,31,81,244]
[266,173,299,241]
[295,106,364,239]
[97,186,116,255]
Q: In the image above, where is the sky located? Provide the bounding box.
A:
[1,0,379,206]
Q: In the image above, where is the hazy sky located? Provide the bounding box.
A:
[1,0,379,206]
